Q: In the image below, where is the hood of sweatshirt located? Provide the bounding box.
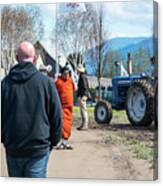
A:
[9,62,38,83]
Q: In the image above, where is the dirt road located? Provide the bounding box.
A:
[1,127,154,180]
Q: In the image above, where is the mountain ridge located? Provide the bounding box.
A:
[84,36,154,76]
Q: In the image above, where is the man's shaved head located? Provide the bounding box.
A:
[16,41,36,64]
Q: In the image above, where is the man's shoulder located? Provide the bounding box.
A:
[56,77,62,83]
[36,72,53,82]
[34,72,55,89]
[55,77,63,85]
[1,75,10,85]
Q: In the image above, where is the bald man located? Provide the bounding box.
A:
[1,41,62,178]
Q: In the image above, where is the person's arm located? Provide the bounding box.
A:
[71,77,75,92]
[71,71,78,91]
[49,80,62,146]
[82,75,89,96]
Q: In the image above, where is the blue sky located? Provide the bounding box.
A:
[103,0,153,38]
[34,4,56,57]
[37,0,153,42]
[0,1,154,56]
[37,4,56,40]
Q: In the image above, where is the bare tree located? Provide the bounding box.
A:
[52,3,110,99]
[1,5,44,74]
[83,3,110,99]
[52,3,94,68]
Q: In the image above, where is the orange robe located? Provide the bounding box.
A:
[55,77,75,140]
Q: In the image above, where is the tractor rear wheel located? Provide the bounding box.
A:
[126,79,154,127]
[94,100,112,124]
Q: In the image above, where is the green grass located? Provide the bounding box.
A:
[129,141,154,162]
[73,106,94,115]
[105,134,156,166]
[129,140,158,167]
[73,106,127,120]
[73,106,129,126]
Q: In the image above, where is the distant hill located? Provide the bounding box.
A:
[108,37,149,50]
[84,36,154,76]
[116,37,153,60]
[104,37,153,60]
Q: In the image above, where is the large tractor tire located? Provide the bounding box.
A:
[94,100,112,124]
[126,79,154,127]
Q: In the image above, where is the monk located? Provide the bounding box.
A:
[55,66,75,149]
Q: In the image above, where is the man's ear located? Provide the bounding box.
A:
[33,55,37,65]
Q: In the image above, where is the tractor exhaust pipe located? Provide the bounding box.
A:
[127,53,132,76]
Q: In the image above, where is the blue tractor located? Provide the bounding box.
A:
[94,54,155,127]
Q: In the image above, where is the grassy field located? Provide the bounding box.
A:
[73,106,127,122]
[104,132,156,167]
[73,106,156,166]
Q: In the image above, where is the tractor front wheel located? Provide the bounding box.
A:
[126,79,154,127]
[94,100,112,124]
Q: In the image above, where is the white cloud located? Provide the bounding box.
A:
[104,1,153,23]
[103,0,153,38]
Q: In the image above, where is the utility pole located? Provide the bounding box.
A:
[127,53,132,76]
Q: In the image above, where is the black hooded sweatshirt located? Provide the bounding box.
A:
[1,62,62,157]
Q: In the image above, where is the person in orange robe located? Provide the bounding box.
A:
[55,66,75,149]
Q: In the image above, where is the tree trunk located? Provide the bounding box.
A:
[98,3,102,101]
[98,77,102,100]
